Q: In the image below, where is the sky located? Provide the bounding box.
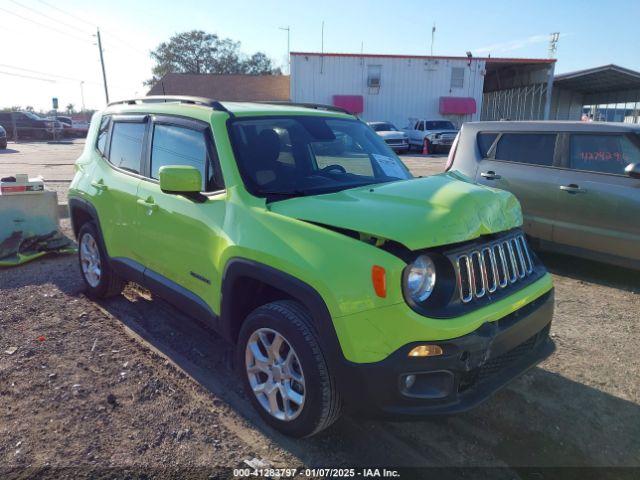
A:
[1,0,639,112]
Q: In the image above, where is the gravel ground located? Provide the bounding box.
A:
[1,142,639,476]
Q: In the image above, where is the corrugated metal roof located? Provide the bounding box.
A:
[291,51,555,64]
[554,64,640,94]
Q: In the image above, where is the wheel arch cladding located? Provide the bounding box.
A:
[220,258,346,365]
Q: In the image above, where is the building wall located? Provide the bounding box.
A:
[291,54,486,128]
[549,86,584,120]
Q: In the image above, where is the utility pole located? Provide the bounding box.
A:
[279,26,290,74]
[431,23,436,56]
[320,21,325,74]
[79,81,86,111]
[96,28,109,104]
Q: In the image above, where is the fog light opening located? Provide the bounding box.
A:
[408,344,443,358]
[404,374,416,389]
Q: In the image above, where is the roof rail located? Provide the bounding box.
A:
[255,101,352,115]
[108,95,231,114]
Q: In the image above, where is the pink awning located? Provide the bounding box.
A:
[439,96,477,115]
[333,95,364,114]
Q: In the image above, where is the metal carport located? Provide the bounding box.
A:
[550,64,640,123]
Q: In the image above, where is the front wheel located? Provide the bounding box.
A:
[237,300,342,437]
[77,222,125,298]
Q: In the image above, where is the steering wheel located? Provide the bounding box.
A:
[320,164,347,174]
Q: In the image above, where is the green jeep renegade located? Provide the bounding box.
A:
[69,96,555,437]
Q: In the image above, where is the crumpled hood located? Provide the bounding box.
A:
[269,172,522,250]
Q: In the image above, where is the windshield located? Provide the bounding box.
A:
[24,111,44,120]
[371,123,397,132]
[229,116,413,200]
[425,121,456,130]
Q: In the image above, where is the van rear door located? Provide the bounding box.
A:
[474,132,560,241]
[552,132,640,264]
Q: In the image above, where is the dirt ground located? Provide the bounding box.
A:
[1,142,640,477]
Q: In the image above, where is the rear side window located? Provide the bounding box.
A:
[108,122,145,174]
[495,133,556,166]
[150,124,210,190]
[569,134,638,175]
[96,116,110,155]
[477,133,498,158]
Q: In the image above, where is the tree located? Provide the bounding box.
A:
[146,30,281,85]
[66,104,75,114]
[25,106,35,112]
[243,52,282,75]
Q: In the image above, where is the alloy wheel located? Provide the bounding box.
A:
[80,233,101,288]
[245,328,306,421]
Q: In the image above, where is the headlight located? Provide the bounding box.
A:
[405,255,436,302]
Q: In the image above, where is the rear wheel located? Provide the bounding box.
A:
[237,300,342,437]
[78,222,124,298]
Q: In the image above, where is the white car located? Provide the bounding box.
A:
[402,119,459,153]
[367,122,410,154]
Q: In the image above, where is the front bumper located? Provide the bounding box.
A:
[384,140,409,151]
[336,290,554,417]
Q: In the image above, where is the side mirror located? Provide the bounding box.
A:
[625,163,640,179]
[159,165,202,193]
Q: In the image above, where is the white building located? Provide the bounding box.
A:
[290,52,556,128]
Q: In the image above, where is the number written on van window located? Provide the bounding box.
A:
[569,134,639,175]
[494,133,556,166]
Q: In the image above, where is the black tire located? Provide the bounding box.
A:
[0,141,6,150]
[77,222,125,298]
[237,300,342,437]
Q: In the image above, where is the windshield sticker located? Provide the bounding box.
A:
[373,154,406,178]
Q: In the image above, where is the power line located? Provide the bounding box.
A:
[0,70,56,83]
[0,6,93,44]
[9,0,94,35]
[0,63,85,82]
[36,0,149,57]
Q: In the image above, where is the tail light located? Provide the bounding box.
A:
[444,133,459,172]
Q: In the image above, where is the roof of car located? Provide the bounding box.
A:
[464,120,640,133]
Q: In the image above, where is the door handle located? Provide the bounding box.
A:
[481,171,502,180]
[137,198,158,211]
[559,184,586,194]
[90,180,108,191]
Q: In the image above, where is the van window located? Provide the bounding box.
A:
[108,122,145,174]
[495,133,556,166]
[477,133,498,158]
[151,124,210,190]
[569,134,638,175]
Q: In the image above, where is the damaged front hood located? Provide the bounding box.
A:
[269,172,523,250]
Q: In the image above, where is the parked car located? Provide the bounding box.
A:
[0,125,6,149]
[0,111,62,140]
[69,97,554,437]
[447,121,640,270]
[367,121,410,153]
[403,118,459,153]
[50,115,89,138]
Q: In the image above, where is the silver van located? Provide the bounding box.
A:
[447,121,640,269]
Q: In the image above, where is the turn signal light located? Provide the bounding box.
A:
[408,345,443,357]
[371,265,387,298]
